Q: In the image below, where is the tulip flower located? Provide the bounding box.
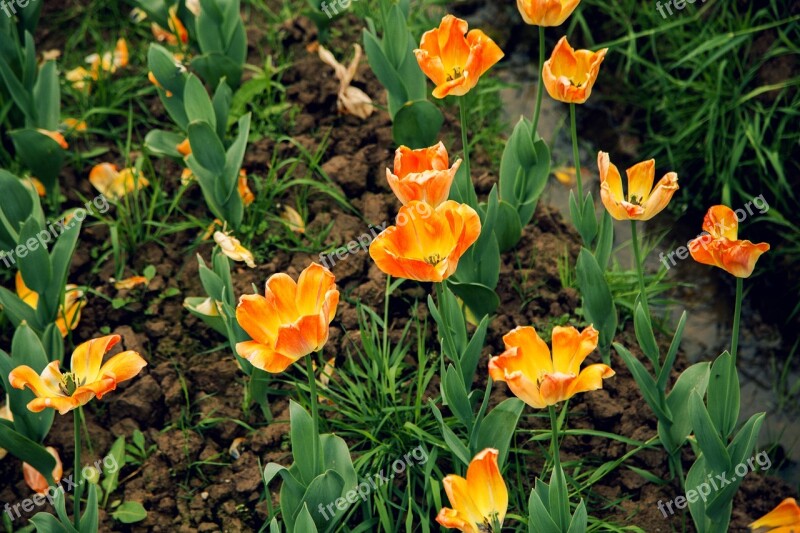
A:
[37,129,68,150]
[280,204,306,233]
[16,273,85,337]
[517,0,581,26]
[176,138,191,157]
[436,448,508,532]
[414,15,504,99]
[598,152,679,221]
[213,230,256,268]
[542,36,607,104]
[168,6,189,45]
[23,446,63,494]
[61,118,88,133]
[181,168,195,185]
[238,170,255,206]
[8,335,147,414]
[489,325,614,408]
[89,163,150,201]
[66,66,93,93]
[188,297,220,317]
[311,42,374,119]
[749,498,800,532]
[369,200,481,282]
[386,142,461,207]
[235,263,339,373]
[689,205,770,279]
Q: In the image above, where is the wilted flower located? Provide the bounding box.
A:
[235,263,339,373]
[598,152,678,221]
[542,36,607,104]
[311,42,374,119]
[176,138,191,157]
[180,168,195,185]
[9,335,147,414]
[689,205,770,278]
[517,0,581,26]
[23,447,63,494]
[214,231,256,268]
[238,170,255,206]
[113,276,149,290]
[17,273,85,338]
[89,163,150,201]
[369,200,481,282]
[414,15,504,99]
[489,325,614,408]
[66,66,93,93]
[749,498,800,532]
[436,448,508,532]
[386,142,460,207]
[61,118,88,133]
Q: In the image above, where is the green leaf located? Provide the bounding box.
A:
[474,398,524,468]
[658,362,711,453]
[392,100,443,149]
[362,29,407,108]
[144,129,185,159]
[0,422,57,485]
[111,501,147,524]
[576,248,617,351]
[706,351,740,440]
[442,365,473,430]
[657,311,688,390]
[290,400,319,485]
[634,301,659,369]
[447,281,499,324]
[18,217,52,295]
[594,210,614,270]
[499,118,550,227]
[614,343,671,423]
[494,200,523,252]
[81,484,100,531]
[689,391,731,474]
[33,60,60,130]
[567,500,588,533]
[430,402,471,467]
[9,129,65,189]
[528,485,560,533]
[29,512,74,533]
[300,470,345,530]
[101,437,126,502]
[293,504,319,533]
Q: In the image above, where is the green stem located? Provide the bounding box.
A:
[731,277,743,361]
[305,352,321,472]
[569,103,583,201]
[73,407,83,528]
[458,97,476,208]
[630,220,649,314]
[548,405,566,528]
[532,25,545,135]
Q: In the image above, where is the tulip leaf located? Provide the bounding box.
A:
[706,351,740,440]
[442,364,473,431]
[474,398,524,469]
[460,313,490,389]
[689,390,731,474]
[111,501,147,524]
[212,79,233,139]
[293,504,319,533]
[0,287,38,330]
[144,129,185,159]
[289,400,319,486]
[658,362,711,453]
[147,43,188,98]
[320,434,357,492]
[633,301,659,369]
[0,422,56,485]
[614,342,671,423]
[577,248,617,353]
[81,484,100,530]
[222,113,251,196]
[685,457,711,533]
[528,485,560,533]
[29,512,73,533]
[0,54,35,120]
[657,311,688,390]
[0,169,42,249]
[18,218,52,295]
[33,60,60,130]
[46,217,82,325]
[362,30,408,111]
[383,5,408,69]
[299,470,344,530]
[499,118,550,227]
[594,210,614,271]
[9,129,65,189]
[447,281,499,324]
[191,52,243,91]
[392,100,443,149]
[430,402,471,467]
[567,500,588,533]
[494,200,523,252]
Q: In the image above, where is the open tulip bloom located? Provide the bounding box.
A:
[543,36,607,105]
[489,325,614,408]
[369,200,481,283]
[598,151,679,221]
[749,498,800,532]
[235,263,339,373]
[414,15,504,99]
[387,142,460,207]
[436,448,508,532]
[9,335,147,414]
[517,0,582,27]
[689,205,770,278]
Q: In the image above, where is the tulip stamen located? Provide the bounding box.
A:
[446,67,464,81]
[424,253,442,266]
[58,372,85,396]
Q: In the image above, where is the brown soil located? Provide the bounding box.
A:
[0,4,796,533]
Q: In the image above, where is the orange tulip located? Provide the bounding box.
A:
[9,335,147,415]
[113,276,149,290]
[386,142,460,207]
[23,446,63,494]
[489,325,614,408]
[37,129,68,150]
[689,205,770,278]
[213,230,256,268]
[542,36,607,104]
[369,200,481,282]
[238,170,255,206]
[749,498,800,532]
[89,163,150,201]
[176,138,191,157]
[235,263,339,373]
[598,152,679,221]
[436,448,508,532]
[517,0,581,26]
[414,15,504,99]
[16,273,85,338]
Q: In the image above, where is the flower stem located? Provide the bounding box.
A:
[532,25,545,135]
[731,277,743,361]
[459,97,476,208]
[73,407,83,528]
[630,220,649,315]
[305,352,321,473]
[548,405,566,528]
[569,103,583,201]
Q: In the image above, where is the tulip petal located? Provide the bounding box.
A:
[501,326,553,375]
[296,263,337,317]
[719,240,770,278]
[27,394,86,415]
[749,498,800,530]
[71,335,120,384]
[551,325,599,375]
[435,507,473,532]
[566,363,615,398]
[236,340,297,373]
[640,172,679,221]
[703,205,739,240]
[275,315,325,360]
[96,350,148,395]
[9,365,62,398]
[465,448,507,525]
[264,273,300,324]
[539,371,575,405]
[442,474,485,530]
[626,159,655,205]
[236,294,280,346]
